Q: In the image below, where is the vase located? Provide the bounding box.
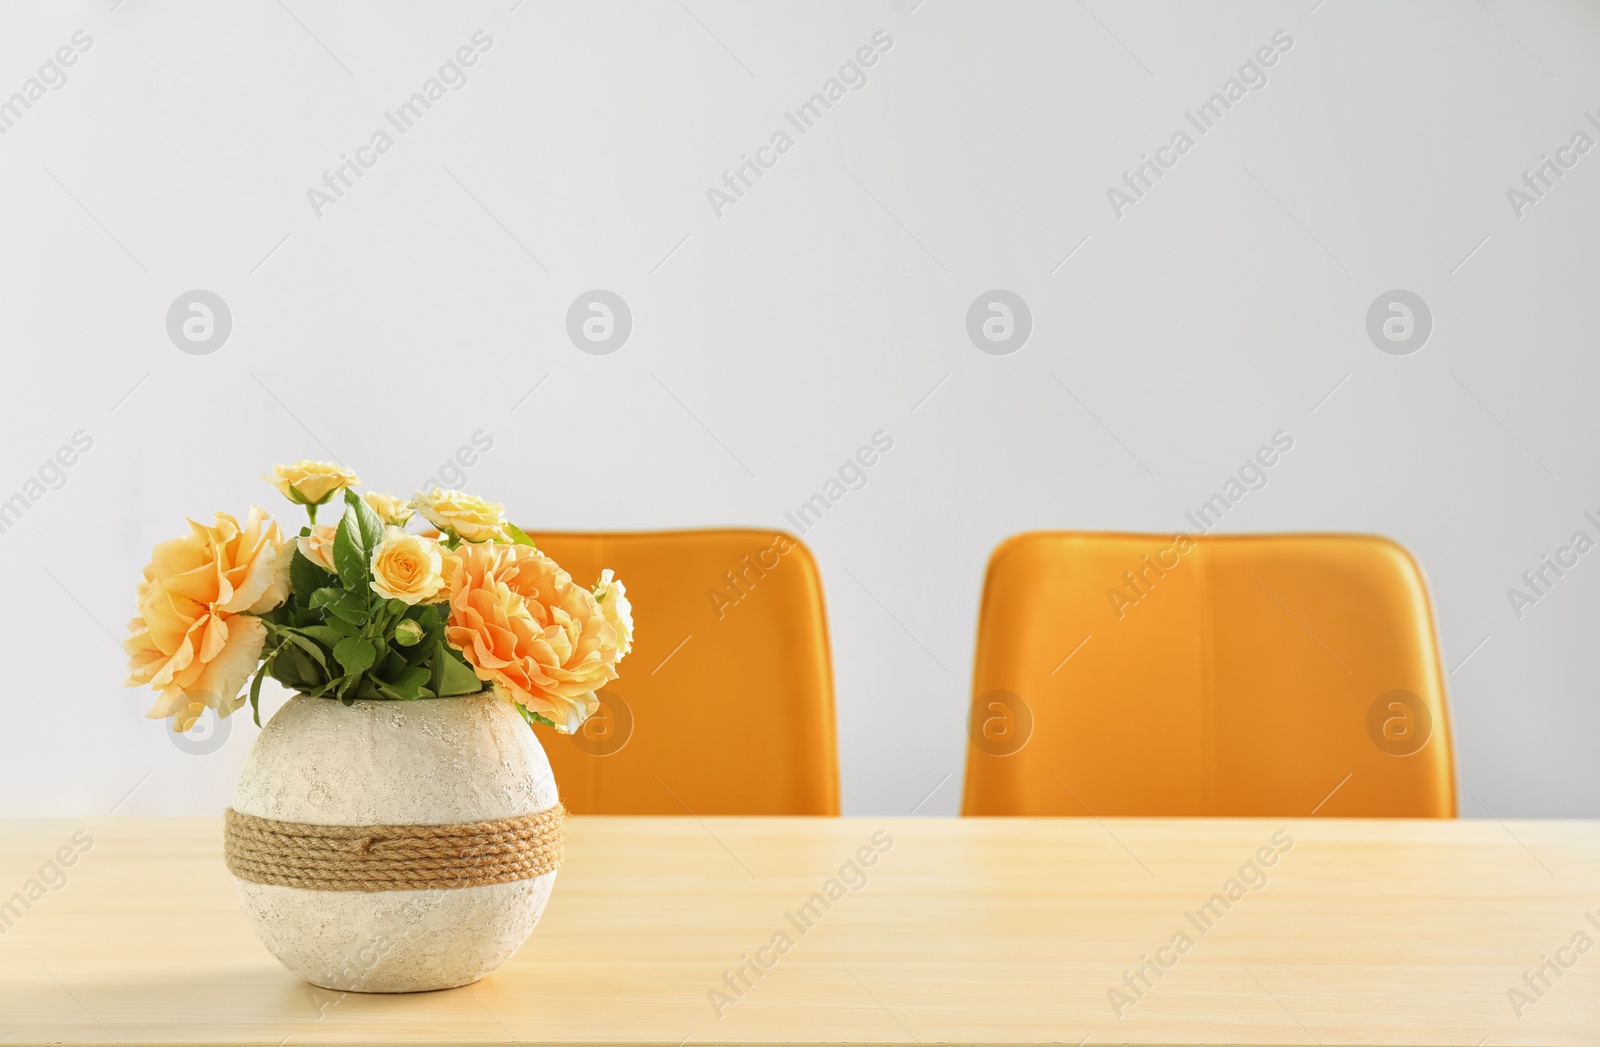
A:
[225,692,562,993]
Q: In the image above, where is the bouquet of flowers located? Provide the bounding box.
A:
[123,460,633,735]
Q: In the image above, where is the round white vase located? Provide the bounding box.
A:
[230,692,560,993]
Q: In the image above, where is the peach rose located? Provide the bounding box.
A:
[124,506,293,731]
[370,527,445,605]
[296,523,339,574]
[442,543,627,732]
[411,489,507,543]
[264,460,359,507]
[362,491,412,526]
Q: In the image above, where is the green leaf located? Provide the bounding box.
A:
[308,587,343,609]
[333,637,377,675]
[277,631,331,673]
[513,701,558,729]
[257,599,290,625]
[332,490,385,596]
[429,640,447,694]
[302,675,343,698]
[345,486,385,547]
[336,670,363,703]
[332,517,370,594]
[434,645,485,697]
[325,615,360,638]
[504,522,537,548]
[269,643,319,690]
[378,646,406,678]
[352,675,386,700]
[383,666,433,700]
[248,662,268,727]
[312,588,367,625]
[290,547,332,607]
[294,625,346,647]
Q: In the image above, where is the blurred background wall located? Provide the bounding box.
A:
[1,0,1596,817]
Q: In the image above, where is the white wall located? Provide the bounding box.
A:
[2,0,1596,818]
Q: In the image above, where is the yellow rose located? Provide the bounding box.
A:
[362,491,412,526]
[124,506,292,730]
[370,527,446,605]
[296,523,339,574]
[264,460,359,507]
[411,489,508,543]
[593,569,634,660]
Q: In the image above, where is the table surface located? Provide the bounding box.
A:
[1,817,1597,1046]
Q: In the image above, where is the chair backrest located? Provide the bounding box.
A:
[962,532,1455,817]
[525,529,839,815]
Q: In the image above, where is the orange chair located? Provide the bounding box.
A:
[962,532,1455,817]
[524,529,839,815]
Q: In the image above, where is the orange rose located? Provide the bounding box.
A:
[124,506,292,730]
[442,543,625,732]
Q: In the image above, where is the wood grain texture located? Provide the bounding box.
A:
[1,816,1597,1045]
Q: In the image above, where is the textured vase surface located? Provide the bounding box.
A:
[231,692,559,992]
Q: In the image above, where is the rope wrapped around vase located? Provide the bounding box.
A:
[223,805,565,892]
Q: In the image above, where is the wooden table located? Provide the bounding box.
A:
[1,817,1596,1046]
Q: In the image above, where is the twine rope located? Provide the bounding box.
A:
[224,805,564,892]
